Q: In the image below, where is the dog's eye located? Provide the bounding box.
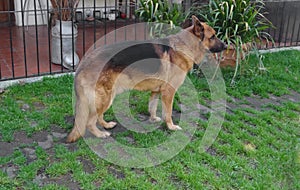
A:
[210,35,215,40]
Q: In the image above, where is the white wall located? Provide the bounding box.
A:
[14,0,50,26]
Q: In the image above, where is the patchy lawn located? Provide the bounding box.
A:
[0,50,299,189]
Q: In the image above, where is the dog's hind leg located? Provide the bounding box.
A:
[161,85,182,130]
[148,91,161,123]
[86,110,111,138]
[98,114,117,129]
[96,90,117,129]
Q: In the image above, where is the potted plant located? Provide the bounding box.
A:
[188,0,274,83]
[50,0,80,69]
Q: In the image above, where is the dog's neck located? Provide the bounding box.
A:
[169,29,208,65]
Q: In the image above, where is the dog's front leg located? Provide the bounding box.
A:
[148,91,161,123]
[161,85,182,130]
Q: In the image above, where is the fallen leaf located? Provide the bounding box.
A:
[244,142,256,152]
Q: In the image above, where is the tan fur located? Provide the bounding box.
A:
[67,16,226,143]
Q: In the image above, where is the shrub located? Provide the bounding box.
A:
[136,0,185,27]
[188,0,274,84]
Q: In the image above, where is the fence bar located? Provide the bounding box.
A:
[8,1,15,78]
[93,0,97,48]
[33,0,41,75]
[135,0,138,41]
[20,0,28,77]
[82,0,86,54]
[104,0,107,44]
[290,10,297,47]
[72,6,75,70]
[124,0,128,41]
[272,3,279,48]
[59,7,64,72]
[278,2,286,47]
[46,0,52,73]
[114,0,117,42]
[297,23,300,46]
[0,48,1,79]
[284,11,291,47]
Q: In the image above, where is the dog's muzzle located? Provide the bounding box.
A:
[209,42,227,53]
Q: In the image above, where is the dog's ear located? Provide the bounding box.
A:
[192,15,204,40]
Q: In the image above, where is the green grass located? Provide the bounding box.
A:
[224,50,300,98]
[0,50,300,189]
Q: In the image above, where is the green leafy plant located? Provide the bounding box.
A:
[188,0,274,84]
[136,0,185,37]
[136,0,185,26]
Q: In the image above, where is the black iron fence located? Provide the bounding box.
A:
[0,0,299,81]
[0,0,140,81]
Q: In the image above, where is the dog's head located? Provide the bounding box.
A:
[189,16,227,53]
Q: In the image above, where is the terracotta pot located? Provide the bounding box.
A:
[216,43,252,67]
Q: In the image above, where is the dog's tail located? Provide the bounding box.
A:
[66,82,90,143]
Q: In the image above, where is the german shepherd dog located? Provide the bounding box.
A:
[67,16,227,143]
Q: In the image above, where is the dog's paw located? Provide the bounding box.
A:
[95,131,111,138]
[66,134,79,143]
[168,125,182,130]
[103,121,117,129]
[149,116,161,123]
[66,129,82,143]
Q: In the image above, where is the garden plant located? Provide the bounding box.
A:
[188,0,274,84]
